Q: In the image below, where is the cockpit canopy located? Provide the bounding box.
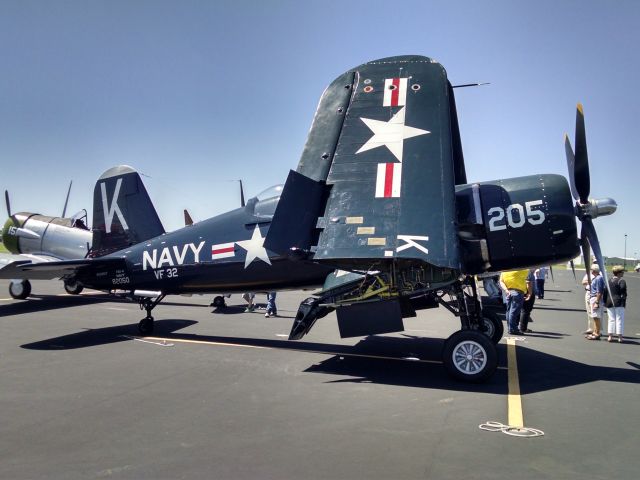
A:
[253,185,283,217]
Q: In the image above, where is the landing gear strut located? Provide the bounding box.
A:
[137,294,166,335]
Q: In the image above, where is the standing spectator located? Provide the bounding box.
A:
[534,266,548,299]
[586,264,605,340]
[606,265,627,343]
[581,272,594,334]
[500,269,531,335]
[519,270,536,333]
[242,292,256,313]
[265,292,277,317]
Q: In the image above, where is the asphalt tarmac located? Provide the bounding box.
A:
[1,270,638,480]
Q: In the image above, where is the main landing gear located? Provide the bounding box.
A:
[137,294,166,335]
[64,280,84,295]
[436,278,499,382]
[9,279,31,299]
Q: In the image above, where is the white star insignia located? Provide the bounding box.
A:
[356,107,430,162]
[236,225,272,268]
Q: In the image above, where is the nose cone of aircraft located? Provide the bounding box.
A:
[1,216,19,252]
[590,197,617,218]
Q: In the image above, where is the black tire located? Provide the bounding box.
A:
[212,296,226,308]
[442,330,497,382]
[64,280,84,295]
[138,317,154,335]
[9,279,31,299]
[480,311,504,344]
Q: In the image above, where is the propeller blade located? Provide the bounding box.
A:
[239,180,245,208]
[573,103,591,203]
[5,190,11,217]
[581,217,613,302]
[14,227,40,240]
[569,260,577,282]
[580,226,591,284]
[62,180,72,218]
[564,135,580,201]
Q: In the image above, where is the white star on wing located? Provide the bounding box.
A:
[356,107,430,162]
[236,225,272,268]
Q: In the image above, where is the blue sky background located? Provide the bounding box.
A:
[1,0,638,259]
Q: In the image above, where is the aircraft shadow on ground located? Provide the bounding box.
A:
[21,319,197,350]
[532,306,586,313]
[212,304,295,318]
[304,335,640,394]
[0,294,211,316]
[20,326,640,394]
[1,295,113,315]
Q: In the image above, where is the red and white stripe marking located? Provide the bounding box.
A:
[375,162,402,198]
[383,78,408,107]
[211,242,235,260]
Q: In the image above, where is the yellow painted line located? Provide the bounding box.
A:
[507,338,524,428]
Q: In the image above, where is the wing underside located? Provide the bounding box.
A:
[266,55,460,271]
[0,255,126,281]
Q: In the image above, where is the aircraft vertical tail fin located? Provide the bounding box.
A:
[90,165,164,257]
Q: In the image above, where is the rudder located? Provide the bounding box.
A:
[90,165,164,257]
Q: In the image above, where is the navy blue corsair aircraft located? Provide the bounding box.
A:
[0,55,616,381]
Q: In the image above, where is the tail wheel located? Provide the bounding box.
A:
[443,330,497,382]
[64,280,84,295]
[9,279,31,299]
[212,296,226,308]
[138,317,154,335]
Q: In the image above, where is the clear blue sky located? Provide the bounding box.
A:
[1,0,638,258]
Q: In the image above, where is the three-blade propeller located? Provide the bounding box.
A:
[2,189,42,242]
[564,104,617,289]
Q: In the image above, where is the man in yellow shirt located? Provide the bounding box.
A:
[500,269,532,335]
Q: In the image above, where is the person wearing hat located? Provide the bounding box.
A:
[605,265,627,343]
[586,264,605,340]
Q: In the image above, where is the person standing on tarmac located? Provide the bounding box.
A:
[605,265,627,343]
[534,266,548,299]
[519,269,536,333]
[500,269,531,335]
[586,264,605,340]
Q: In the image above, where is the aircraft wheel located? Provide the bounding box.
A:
[212,296,226,308]
[480,311,504,344]
[64,280,84,295]
[442,330,497,382]
[138,317,154,335]
[9,279,31,299]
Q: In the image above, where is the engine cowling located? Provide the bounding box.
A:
[456,174,579,273]
[1,212,91,259]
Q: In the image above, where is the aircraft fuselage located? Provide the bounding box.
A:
[77,205,333,294]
